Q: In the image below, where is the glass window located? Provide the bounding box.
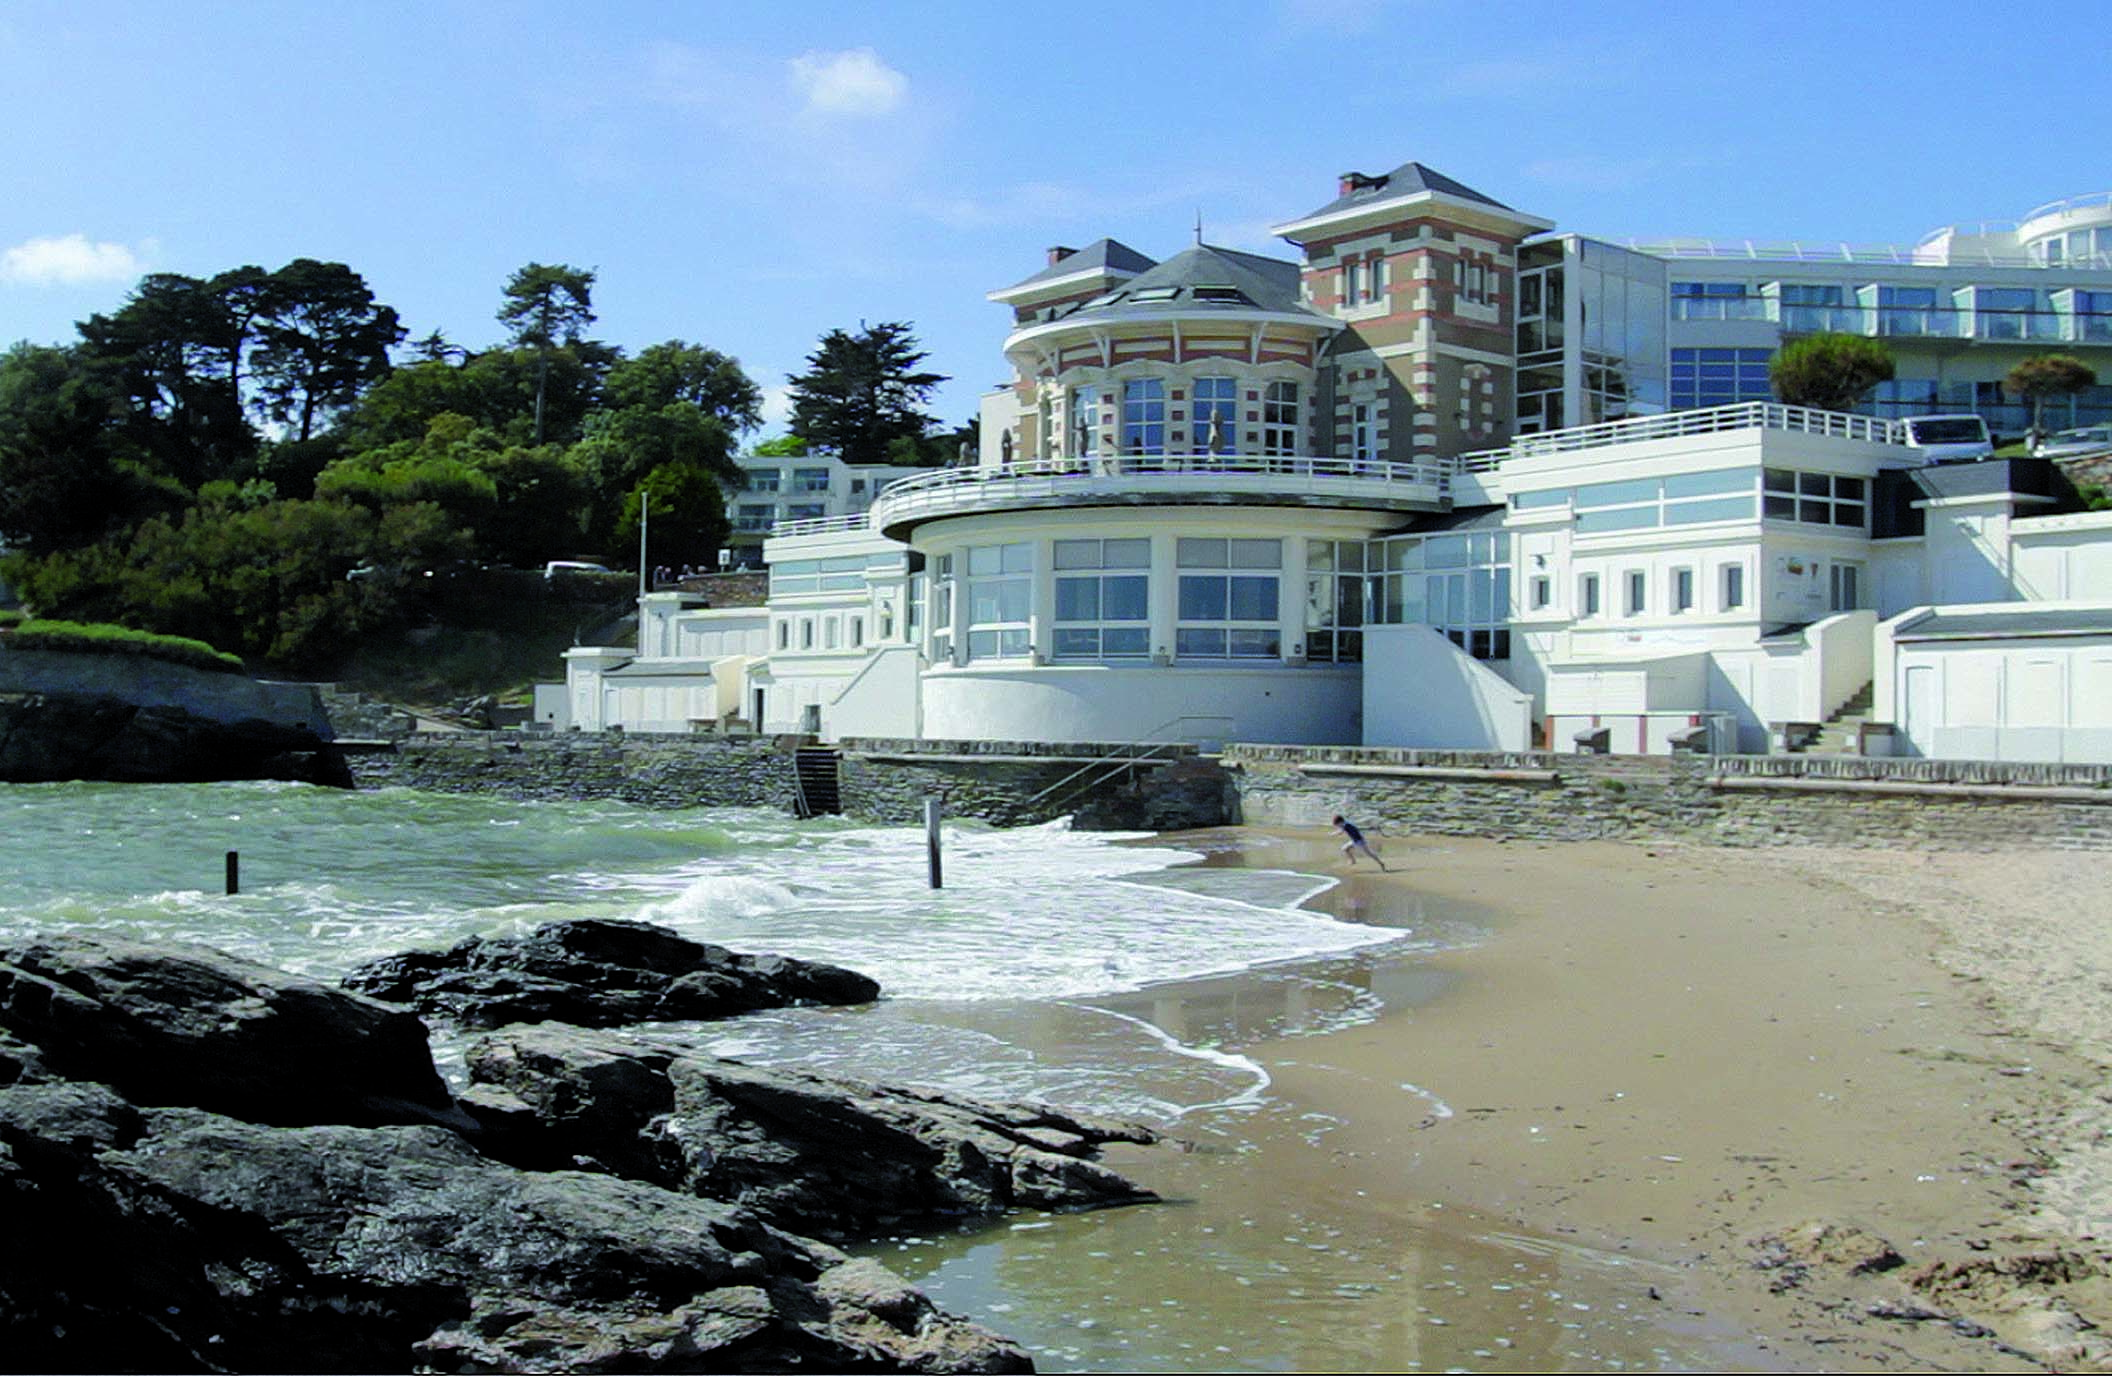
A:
[1351,403,1375,462]
[1625,570,1647,616]
[1122,379,1166,455]
[747,470,782,492]
[1262,381,1300,455]
[1176,538,1279,660]
[1070,386,1101,457]
[1580,573,1601,617]
[1673,567,1694,613]
[1194,376,1237,453]
[1530,575,1551,610]
[1052,539,1150,660]
[1722,563,1745,611]
[1305,540,1367,663]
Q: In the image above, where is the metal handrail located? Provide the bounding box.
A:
[1005,715,1219,822]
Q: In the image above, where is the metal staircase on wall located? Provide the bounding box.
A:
[792,748,842,818]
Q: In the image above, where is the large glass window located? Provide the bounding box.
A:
[1351,403,1375,462]
[965,542,1032,660]
[1052,538,1150,660]
[1671,281,1766,321]
[1670,347,1773,410]
[794,467,831,492]
[745,470,782,492]
[1194,376,1237,453]
[930,554,954,663]
[1763,470,1865,529]
[1371,531,1510,660]
[2077,291,2112,344]
[1070,385,1101,457]
[1176,538,1280,659]
[1531,467,1758,532]
[1973,286,2039,341]
[1122,379,1166,455]
[1780,282,1856,333]
[1877,285,1940,338]
[769,556,867,595]
[1262,381,1300,455]
[1305,541,1366,663]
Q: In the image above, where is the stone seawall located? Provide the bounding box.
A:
[837,737,1231,830]
[345,732,802,811]
[345,732,1234,830]
[1226,746,2112,851]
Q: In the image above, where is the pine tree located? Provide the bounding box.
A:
[786,322,947,465]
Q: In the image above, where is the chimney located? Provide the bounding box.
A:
[1338,171,1380,196]
[1046,245,1077,267]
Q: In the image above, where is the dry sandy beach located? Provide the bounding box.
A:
[1188,829,2112,1371]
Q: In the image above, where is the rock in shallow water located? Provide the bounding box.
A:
[463,1022,1159,1238]
[344,918,882,1028]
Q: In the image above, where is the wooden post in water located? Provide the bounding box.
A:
[225,851,239,896]
[924,796,943,890]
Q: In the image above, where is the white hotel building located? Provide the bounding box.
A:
[564,164,2112,763]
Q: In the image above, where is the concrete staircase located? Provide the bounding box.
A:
[1799,681,1874,754]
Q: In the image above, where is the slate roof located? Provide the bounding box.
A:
[1893,606,2112,640]
[1046,244,1319,325]
[995,238,1156,296]
[1283,161,1517,226]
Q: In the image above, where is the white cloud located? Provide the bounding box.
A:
[788,48,907,118]
[758,383,796,433]
[0,233,147,287]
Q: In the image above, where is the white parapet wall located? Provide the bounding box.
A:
[1875,601,2112,763]
[1361,625,1533,751]
[919,663,1360,751]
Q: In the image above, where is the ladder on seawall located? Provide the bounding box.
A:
[792,747,842,818]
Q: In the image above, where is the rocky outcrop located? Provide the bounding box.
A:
[461,1022,1159,1238]
[0,1082,1028,1373]
[0,650,346,785]
[0,932,1157,1371]
[0,934,459,1128]
[344,918,881,1028]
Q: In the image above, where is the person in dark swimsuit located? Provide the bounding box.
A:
[1333,814,1385,870]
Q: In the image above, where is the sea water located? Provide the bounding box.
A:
[0,781,1742,1371]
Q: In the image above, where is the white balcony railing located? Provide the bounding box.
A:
[767,513,872,539]
[869,452,1452,530]
[1457,402,1898,473]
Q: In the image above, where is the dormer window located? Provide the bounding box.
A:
[1129,287,1179,303]
[1192,286,1244,304]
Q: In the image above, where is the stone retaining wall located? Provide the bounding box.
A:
[1225,745,2112,851]
[836,738,1229,830]
[345,732,801,811]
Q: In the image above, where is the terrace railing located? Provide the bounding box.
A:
[768,513,873,539]
[1456,402,1898,474]
[870,451,1452,528]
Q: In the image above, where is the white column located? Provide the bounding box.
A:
[1283,535,1310,663]
[1150,534,1178,664]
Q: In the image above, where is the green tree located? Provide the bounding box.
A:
[2005,354,2098,440]
[787,321,948,465]
[250,259,405,441]
[571,402,736,549]
[750,434,809,457]
[498,263,596,444]
[604,341,762,431]
[1768,333,1895,413]
[0,343,183,554]
[77,272,256,486]
[338,343,616,450]
[617,462,729,572]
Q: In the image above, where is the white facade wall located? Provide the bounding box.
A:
[921,664,1359,750]
[1893,633,2112,764]
[2012,511,2112,600]
[1363,624,1531,749]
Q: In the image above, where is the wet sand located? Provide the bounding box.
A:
[1210,830,2112,1371]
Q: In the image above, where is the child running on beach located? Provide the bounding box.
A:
[1333,815,1386,870]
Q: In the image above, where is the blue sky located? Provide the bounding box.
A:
[0,0,2087,436]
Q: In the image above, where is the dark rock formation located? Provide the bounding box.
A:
[0,1082,1029,1373]
[462,1022,1158,1238]
[0,934,460,1128]
[0,683,350,786]
[344,918,881,1028]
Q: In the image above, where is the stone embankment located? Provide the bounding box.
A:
[1228,746,2112,850]
[0,649,346,785]
[0,923,1161,1372]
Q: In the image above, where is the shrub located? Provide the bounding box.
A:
[4,618,246,673]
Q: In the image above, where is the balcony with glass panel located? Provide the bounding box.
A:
[869,451,1450,540]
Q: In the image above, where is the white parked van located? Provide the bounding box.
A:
[542,560,611,579]
[1897,414,1994,464]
